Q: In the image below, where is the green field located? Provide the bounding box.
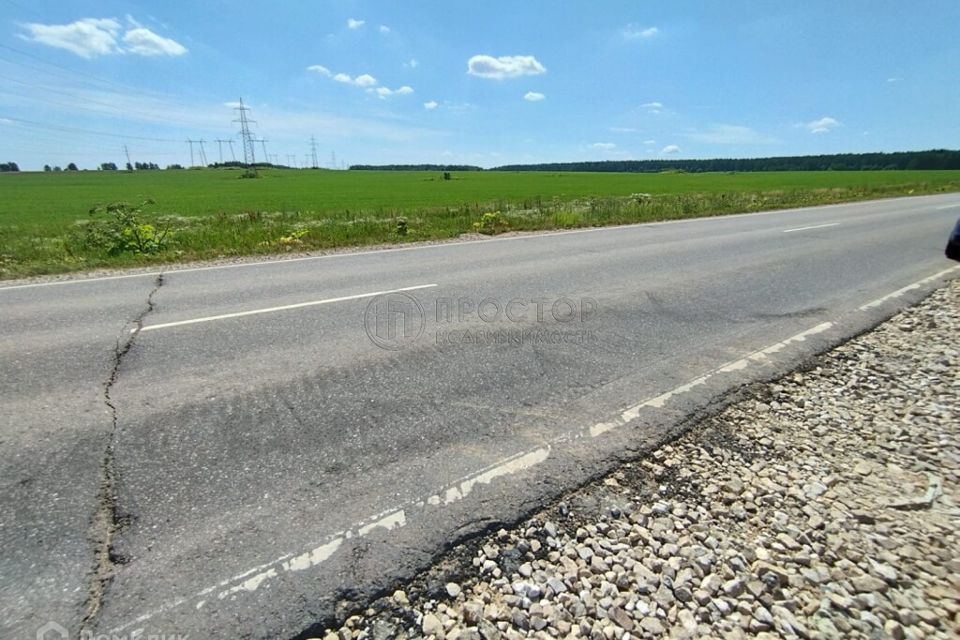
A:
[1,168,959,279]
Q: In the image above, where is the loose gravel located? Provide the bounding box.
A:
[312,281,959,640]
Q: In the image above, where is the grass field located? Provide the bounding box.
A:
[1,168,959,279]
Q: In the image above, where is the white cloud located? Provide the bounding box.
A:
[20,18,121,58]
[354,74,377,88]
[806,116,840,134]
[347,18,365,29]
[0,117,13,125]
[424,100,438,110]
[886,77,900,83]
[523,91,545,102]
[379,25,391,34]
[623,24,659,40]
[372,85,414,99]
[333,72,378,87]
[640,101,664,114]
[405,58,419,68]
[122,27,187,56]
[687,124,777,145]
[307,65,332,77]
[467,54,546,79]
[660,144,681,154]
[592,142,617,150]
[20,17,187,58]
[643,139,656,145]
[609,127,638,133]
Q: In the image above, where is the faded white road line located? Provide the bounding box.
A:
[782,222,840,233]
[108,317,845,635]
[137,284,437,332]
[858,266,960,311]
[936,204,960,210]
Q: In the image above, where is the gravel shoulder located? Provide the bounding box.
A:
[307,281,959,640]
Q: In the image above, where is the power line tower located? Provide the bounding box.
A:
[286,154,296,168]
[257,139,269,164]
[197,139,208,166]
[123,145,133,171]
[186,139,197,167]
[215,139,232,164]
[330,150,337,170]
[233,98,257,165]
[225,140,236,162]
[309,136,319,168]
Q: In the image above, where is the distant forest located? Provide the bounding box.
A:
[349,150,960,173]
[350,164,484,172]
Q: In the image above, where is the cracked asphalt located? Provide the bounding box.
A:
[1,194,958,639]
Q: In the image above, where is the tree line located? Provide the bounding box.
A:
[350,164,484,171]
[489,150,960,173]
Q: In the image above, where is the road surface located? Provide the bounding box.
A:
[2,193,959,639]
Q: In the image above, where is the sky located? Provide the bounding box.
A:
[1,1,958,170]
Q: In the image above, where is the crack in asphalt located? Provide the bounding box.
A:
[80,274,164,637]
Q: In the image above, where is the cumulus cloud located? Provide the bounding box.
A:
[523,91,545,102]
[687,124,777,145]
[312,66,412,98]
[332,72,378,87]
[643,139,656,145]
[347,18,365,29]
[660,144,681,154]
[623,24,659,40]
[806,116,840,134]
[122,27,187,56]
[405,58,419,68]
[371,85,414,99]
[19,17,187,58]
[592,142,617,150]
[424,100,438,110]
[467,54,546,79]
[379,25,390,34]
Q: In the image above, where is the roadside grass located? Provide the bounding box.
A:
[1,169,959,279]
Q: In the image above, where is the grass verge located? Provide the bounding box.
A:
[1,173,959,279]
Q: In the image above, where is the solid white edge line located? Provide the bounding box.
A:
[108,317,843,634]
[137,284,437,333]
[858,266,960,311]
[3,193,957,292]
[782,222,840,233]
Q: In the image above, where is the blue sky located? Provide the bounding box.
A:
[1,1,958,170]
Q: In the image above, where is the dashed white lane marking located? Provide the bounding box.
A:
[108,266,960,634]
[782,222,840,233]
[858,266,960,311]
[137,283,437,332]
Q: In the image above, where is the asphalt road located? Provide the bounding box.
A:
[2,194,959,639]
